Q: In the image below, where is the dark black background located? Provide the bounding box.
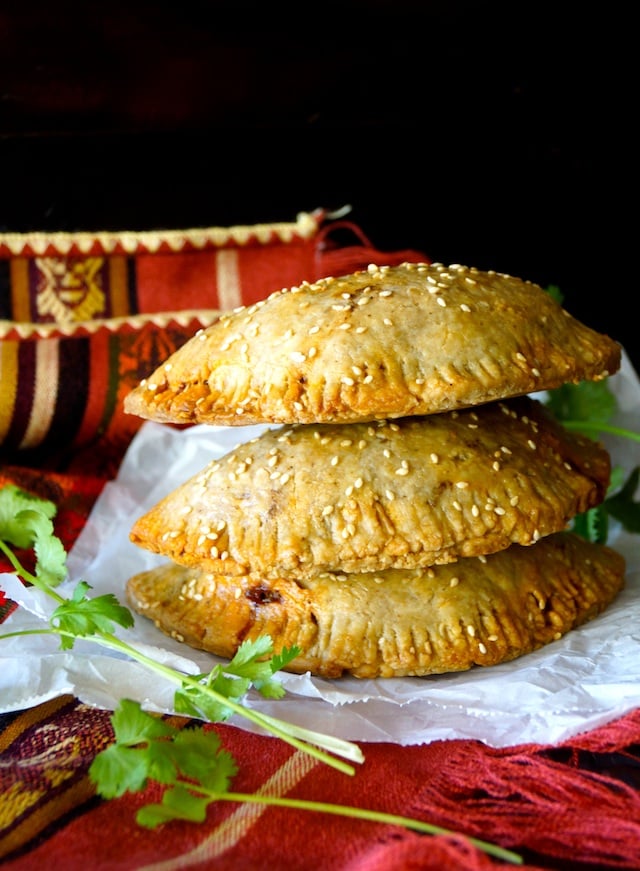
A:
[1,1,635,368]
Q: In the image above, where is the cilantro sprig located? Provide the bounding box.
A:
[544,379,640,542]
[542,283,640,540]
[0,485,360,773]
[0,484,522,865]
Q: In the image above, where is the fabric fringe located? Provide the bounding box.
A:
[409,727,640,868]
[316,218,429,278]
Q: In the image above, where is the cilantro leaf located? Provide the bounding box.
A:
[90,699,237,826]
[174,638,299,719]
[603,467,640,533]
[0,485,57,549]
[545,380,617,437]
[51,582,134,648]
[137,784,212,827]
[571,505,609,544]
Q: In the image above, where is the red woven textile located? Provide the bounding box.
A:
[2,694,640,869]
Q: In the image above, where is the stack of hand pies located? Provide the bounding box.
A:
[123,262,626,679]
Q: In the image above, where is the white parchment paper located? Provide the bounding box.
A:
[2,352,639,748]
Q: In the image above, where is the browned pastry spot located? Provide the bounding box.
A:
[129,396,611,579]
[126,532,626,679]
[123,262,621,426]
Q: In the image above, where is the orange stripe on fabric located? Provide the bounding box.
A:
[138,750,319,870]
[9,259,31,321]
[0,340,19,444]
[108,256,130,317]
[215,249,242,310]
[18,338,59,449]
[74,329,110,446]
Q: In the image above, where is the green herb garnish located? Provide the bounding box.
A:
[544,379,640,541]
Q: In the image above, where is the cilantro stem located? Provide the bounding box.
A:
[166,788,524,864]
[561,421,640,443]
[44,627,362,773]
[0,539,65,603]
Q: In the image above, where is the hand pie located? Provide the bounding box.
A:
[123,262,621,427]
[125,532,626,679]
[129,396,611,580]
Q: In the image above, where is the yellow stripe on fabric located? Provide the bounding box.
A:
[108,256,131,316]
[9,259,31,321]
[19,338,59,449]
[0,775,96,861]
[215,249,242,310]
[139,750,319,870]
[0,340,19,444]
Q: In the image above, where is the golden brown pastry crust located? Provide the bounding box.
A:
[123,262,621,426]
[125,532,626,679]
[129,396,611,579]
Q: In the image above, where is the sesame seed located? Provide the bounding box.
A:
[478,643,487,655]
[450,577,459,587]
